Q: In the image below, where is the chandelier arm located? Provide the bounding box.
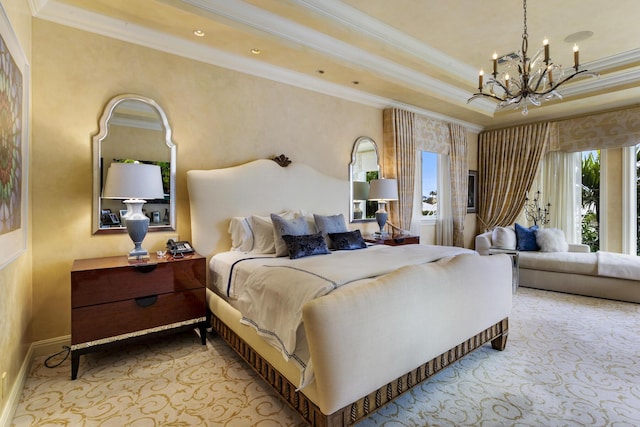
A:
[531,69,599,96]
[467,92,508,104]
[487,78,514,98]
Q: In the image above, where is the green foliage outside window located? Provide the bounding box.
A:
[581,151,600,252]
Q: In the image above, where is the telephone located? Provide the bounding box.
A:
[166,239,194,257]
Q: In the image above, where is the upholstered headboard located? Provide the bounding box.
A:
[187,157,349,257]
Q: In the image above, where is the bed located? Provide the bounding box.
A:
[187,156,512,426]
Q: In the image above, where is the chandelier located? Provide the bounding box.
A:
[467,0,598,115]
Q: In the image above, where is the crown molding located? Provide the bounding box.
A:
[181,0,491,114]
[558,68,640,97]
[291,0,476,81]
[33,0,484,132]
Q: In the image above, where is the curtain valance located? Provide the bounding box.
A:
[553,105,640,152]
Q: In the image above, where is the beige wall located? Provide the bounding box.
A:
[30,18,480,345]
[30,19,384,342]
[0,0,32,415]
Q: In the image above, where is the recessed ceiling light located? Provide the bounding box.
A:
[193,29,205,37]
[564,31,594,44]
[250,48,262,55]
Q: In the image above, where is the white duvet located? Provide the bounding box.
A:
[218,244,475,387]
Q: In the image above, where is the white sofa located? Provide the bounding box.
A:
[476,227,640,304]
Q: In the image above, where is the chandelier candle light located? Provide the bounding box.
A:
[468,0,598,115]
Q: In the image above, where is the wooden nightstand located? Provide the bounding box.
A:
[70,253,207,379]
[364,234,420,246]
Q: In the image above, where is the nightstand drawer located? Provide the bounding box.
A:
[72,257,205,308]
[71,288,205,345]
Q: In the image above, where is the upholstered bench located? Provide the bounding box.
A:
[476,225,640,304]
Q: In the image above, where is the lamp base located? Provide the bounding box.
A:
[123,199,150,259]
[353,201,363,220]
[375,211,388,235]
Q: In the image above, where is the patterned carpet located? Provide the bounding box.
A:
[11,288,640,426]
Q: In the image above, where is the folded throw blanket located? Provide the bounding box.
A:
[597,251,640,281]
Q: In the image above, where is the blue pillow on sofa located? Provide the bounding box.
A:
[515,223,539,251]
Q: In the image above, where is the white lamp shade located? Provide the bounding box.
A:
[353,181,370,201]
[368,178,398,201]
[103,162,165,200]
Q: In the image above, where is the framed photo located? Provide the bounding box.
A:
[0,4,29,269]
[467,170,478,213]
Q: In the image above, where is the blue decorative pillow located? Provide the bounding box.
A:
[271,213,309,257]
[282,233,331,259]
[314,213,348,249]
[515,223,539,251]
[329,230,367,251]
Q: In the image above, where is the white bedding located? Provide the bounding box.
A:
[210,244,476,388]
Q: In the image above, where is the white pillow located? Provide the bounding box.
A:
[228,217,253,252]
[249,215,276,254]
[491,226,516,250]
[248,210,300,254]
[535,228,569,252]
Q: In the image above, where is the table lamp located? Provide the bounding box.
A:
[368,178,398,236]
[103,162,165,259]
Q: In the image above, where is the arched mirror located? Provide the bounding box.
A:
[92,94,176,234]
[349,136,380,222]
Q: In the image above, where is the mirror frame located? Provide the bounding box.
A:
[349,136,380,223]
[92,94,176,234]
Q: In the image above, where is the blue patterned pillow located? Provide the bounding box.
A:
[515,223,539,251]
[282,233,331,259]
[329,230,367,251]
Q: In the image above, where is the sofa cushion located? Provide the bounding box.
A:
[491,226,516,250]
[519,251,598,275]
[535,228,569,252]
[515,223,540,251]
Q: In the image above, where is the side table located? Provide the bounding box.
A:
[364,234,420,246]
[488,247,519,292]
[70,253,207,379]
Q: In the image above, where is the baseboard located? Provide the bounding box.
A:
[0,335,70,427]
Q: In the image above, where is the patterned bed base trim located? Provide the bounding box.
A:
[211,315,509,427]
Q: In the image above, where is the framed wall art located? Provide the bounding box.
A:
[467,170,478,213]
[0,4,29,269]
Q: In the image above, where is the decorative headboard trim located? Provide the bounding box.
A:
[272,154,291,167]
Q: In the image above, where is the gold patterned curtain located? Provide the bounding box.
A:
[382,108,415,231]
[477,122,552,232]
[449,124,468,247]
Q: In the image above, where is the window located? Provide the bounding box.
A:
[581,150,600,252]
[421,151,438,217]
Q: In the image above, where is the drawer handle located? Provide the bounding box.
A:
[133,264,157,274]
[135,295,158,307]
[393,238,405,244]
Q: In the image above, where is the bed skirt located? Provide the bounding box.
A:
[211,314,509,426]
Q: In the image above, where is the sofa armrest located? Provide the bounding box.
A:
[475,231,493,255]
[568,243,591,253]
